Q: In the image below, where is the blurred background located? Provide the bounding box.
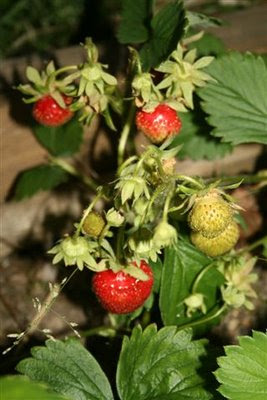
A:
[0,0,264,59]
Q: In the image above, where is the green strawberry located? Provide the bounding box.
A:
[188,193,233,238]
[191,220,239,257]
[83,212,105,237]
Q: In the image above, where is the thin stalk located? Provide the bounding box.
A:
[50,156,98,192]
[177,303,227,332]
[237,235,267,254]
[206,173,267,186]
[175,174,204,189]
[192,262,216,294]
[117,102,136,168]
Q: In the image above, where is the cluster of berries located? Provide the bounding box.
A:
[188,190,239,257]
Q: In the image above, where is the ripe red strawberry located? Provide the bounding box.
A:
[136,104,182,144]
[92,260,153,314]
[33,94,73,127]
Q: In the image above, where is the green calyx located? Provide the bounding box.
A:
[48,236,100,271]
[155,43,215,110]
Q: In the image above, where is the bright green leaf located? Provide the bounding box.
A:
[140,0,186,71]
[0,376,68,400]
[159,239,224,330]
[116,0,152,44]
[215,331,267,400]
[14,165,68,200]
[172,110,232,160]
[16,339,114,400]
[34,118,84,157]
[199,52,267,145]
[116,324,212,400]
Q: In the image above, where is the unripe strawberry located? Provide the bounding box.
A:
[83,212,105,237]
[136,104,182,144]
[33,94,73,127]
[191,220,239,257]
[188,193,233,238]
[92,260,154,314]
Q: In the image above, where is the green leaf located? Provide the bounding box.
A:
[199,52,267,145]
[0,376,68,400]
[159,239,224,329]
[16,339,114,400]
[14,165,68,200]
[186,11,223,28]
[172,110,232,160]
[188,33,226,57]
[34,118,84,157]
[116,0,152,44]
[140,0,186,71]
[116,324,212,400]
[215,331,267,400]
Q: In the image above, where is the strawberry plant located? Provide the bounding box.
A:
[2,1,267,399]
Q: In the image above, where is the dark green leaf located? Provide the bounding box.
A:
[116,324,212,400]
[188,33,226,57]
[140,0,186,71]
[215,331,267,400]
[116,0,152,44]
[172,110,232,160]
[0,376,68,400]
[34,118,84,157]
[199,52,267,145]
[14,165,68,200]
[16,339,114,400]
[159,239,224,329]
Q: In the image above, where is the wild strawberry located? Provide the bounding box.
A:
[33,94,73,127]
[191,220,239,257]
[92,260,154,314]
[83,211,105,237]
[188,193,233,238]
[136,104,182,144]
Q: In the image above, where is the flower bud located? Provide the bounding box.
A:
[106,208,124,227]
[153,220,178,248]
[184,293,206,317]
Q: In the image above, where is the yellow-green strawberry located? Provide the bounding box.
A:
[191,220,239,257]
[188,193,233,238]
[83,212,105,237]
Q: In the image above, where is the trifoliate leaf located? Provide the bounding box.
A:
[215,330,267,400]
[14,165,68,200]
[140,0,186,71]
[16,339,114,400]
[0,376,68,400]
[172,109,232,160]
[34,118,83,157]
[116,0,152,44]
[116,324,212,400]
[199,52,267,145]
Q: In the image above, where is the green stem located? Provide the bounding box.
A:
[117,102,136,168]
[206,173,267,186]
[192,262,216,294]
[177,303,227,332]
[80,326,117,338]
[175,174,204,189]
[50,157,98,192]
[163,183,175,220]
[238,235,267,254]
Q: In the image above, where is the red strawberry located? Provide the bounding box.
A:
[136,104,182,144]
[92,260,153,314]
[33,94,73,127]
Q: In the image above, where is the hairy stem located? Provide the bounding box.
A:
[177,303,227,332]
[117,101,136,168]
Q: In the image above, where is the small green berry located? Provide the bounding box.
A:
[83,212,105,237]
